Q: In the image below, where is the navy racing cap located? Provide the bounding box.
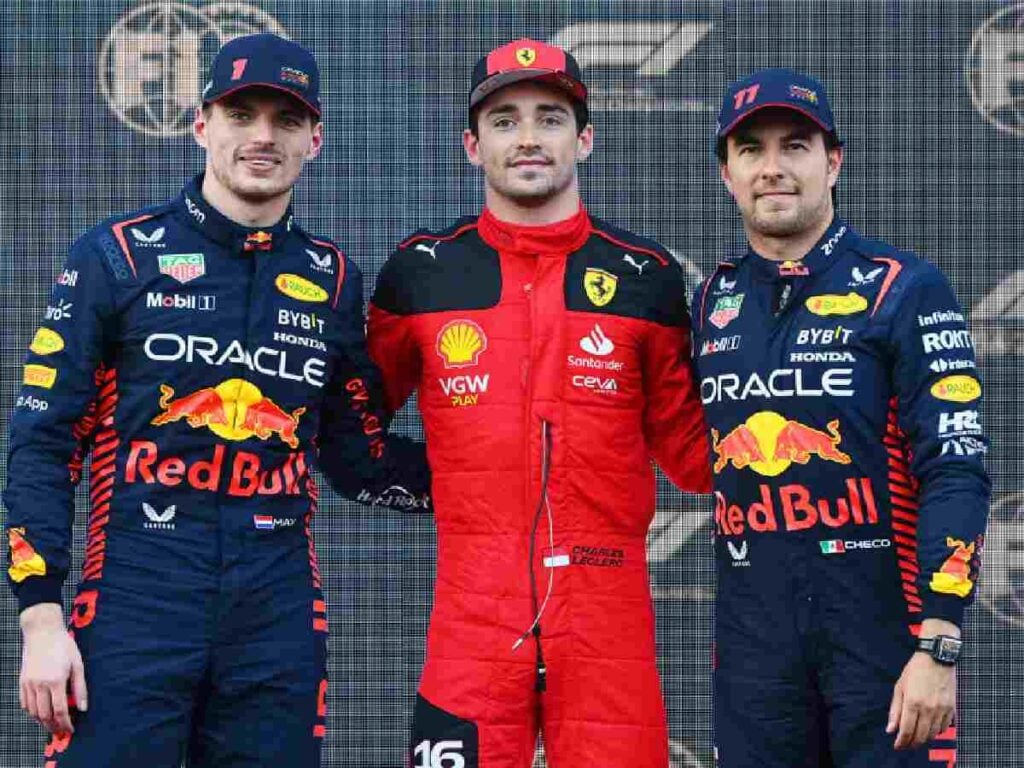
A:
[716,68,839,148]
[202,33,321,117]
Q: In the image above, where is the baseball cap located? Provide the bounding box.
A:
[716,68,839,146]
[469,38,588,112]
[202,33,321,117]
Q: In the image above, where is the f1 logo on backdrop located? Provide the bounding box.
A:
[99,3,287,137]
[549,21,714,112]
[965,3,1024,137]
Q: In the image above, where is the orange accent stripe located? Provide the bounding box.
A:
[309,237,347,310]
[313,725,326,738]
[313,599,326,613]
[870,257,902,316]
[313,618,328,632]
[936,725,957,740]
[592,229,669,265]
[892,522,918,536]
[898,559,920,574]
[110,215,154,278]
[892,509,919,525]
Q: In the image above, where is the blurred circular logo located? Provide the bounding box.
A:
[99,2,287,138]
[978,492,1024,628]
[965,3,1024,137]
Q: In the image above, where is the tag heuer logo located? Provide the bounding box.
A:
[709,294,744,329]
[158,253,205,284]
[516,47,537,66]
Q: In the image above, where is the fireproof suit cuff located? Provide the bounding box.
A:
[921,594,966,629]
[14,574,64,613]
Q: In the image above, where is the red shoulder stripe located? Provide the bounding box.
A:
[110,214,154,278]
[309,238,346,309]
[869,257,902,317]
[591,229,669,266]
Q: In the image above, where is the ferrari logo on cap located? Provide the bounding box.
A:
[516,47,537,67]
[584,268,618,307]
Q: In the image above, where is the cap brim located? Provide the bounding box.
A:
[469,69,586,109]
[719,102,833,139]
[204,82,321,117]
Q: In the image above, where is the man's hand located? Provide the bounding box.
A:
[19,603,87,734]
[886,619,959,750]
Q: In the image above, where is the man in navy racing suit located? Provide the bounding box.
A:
[5,33,429,767]
[692,68,990,767]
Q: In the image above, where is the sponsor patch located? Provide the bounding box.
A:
[280,67,310,88]
[275,273,328,303]
[700,335,741,356]
[24,364,57,389]
[29,328,64,356]
[543,547,570,568]
[931,375,981,403]
[57,269,78,287]
[159,253,206,284]
[44,300,73,322]
[580,324,614,356]
[584,268,618,307]
[436,320,487,368]
[805,293,867,317]
[709,294,744,329]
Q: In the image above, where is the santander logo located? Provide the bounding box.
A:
[580,324,614,356]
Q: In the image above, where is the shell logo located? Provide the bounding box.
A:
[436,320,488,369]
[275,273,328,303]
[30,328,65,356]
[931,375,981,403]
[805,292,868,317]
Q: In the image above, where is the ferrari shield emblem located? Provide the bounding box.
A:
[584,268,618,307]
[516,47,537,67]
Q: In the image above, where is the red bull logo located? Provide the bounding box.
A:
[715,478,879,536]
[151,379,304,449]
[930,536,978,598]
[125,442,308,497]
[244,230,273,251]
[712,411,851,476]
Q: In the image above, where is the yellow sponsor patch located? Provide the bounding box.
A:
[275,273,328,303]
[805,292,868,316]
[584,268,618,307]
[930,375,981,403]
[8,528,47,583]
[23,364,57,389]
[29,327,65,356]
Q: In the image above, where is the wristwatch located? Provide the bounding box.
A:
[916,635,962,666]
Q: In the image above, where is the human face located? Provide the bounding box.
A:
[193,88,322,204]
[464,82,592,209]
[720,109,842,239]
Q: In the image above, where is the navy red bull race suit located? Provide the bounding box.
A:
[4,176,430,767]
[692,218,990,767]
[369,207,711,768]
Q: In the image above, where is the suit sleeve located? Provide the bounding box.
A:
[642,269,712,493]
[888,263,990,627]
[315,256,431,512]
[5,236,116,612]
[367,251,422,414]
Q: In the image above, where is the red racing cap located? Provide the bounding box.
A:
[469,38,588,112]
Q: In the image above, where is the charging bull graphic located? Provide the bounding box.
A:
[152,379,305,448]
[712,411,852,476]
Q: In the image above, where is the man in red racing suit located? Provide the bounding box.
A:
[368,39,711,768]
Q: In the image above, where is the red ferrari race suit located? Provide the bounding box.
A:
[368,207,711,768]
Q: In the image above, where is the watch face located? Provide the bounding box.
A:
[935,637,962,663]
